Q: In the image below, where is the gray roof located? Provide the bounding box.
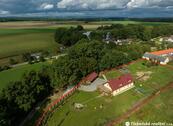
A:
[143,53,167,62]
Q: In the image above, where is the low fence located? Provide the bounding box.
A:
[35,81,82,126]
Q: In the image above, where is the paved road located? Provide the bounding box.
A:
[10,54,66,68]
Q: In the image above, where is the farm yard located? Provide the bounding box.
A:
[0,62,49,92]
[46,60,173,126]
[47,90,143,126]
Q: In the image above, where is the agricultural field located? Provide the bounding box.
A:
[46,60,173,126]
[0,62,49,91]
[0,30,57,59]
[0,20,172,62]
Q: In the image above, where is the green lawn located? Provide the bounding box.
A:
[127,60,173,94]
[47,60,173,126]
[120,89,173,125]
[0,32,57,59]
[104,70,122,80]
[0,62,49,91]
[0,28,55,36]
[47,90,142,126]
[168,61,173,66]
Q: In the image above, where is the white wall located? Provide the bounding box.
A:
[112,82,134,96]
[104,82,134,96]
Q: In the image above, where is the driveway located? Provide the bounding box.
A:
[79,78,107,92]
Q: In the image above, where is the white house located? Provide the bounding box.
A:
[103,74,134,96]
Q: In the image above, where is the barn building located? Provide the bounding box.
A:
[143,48,173,65]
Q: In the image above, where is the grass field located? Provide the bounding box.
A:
[47,90,142,126]
[46,60,173,126]
[120,88,173,125]
[0,32,57,59]
[0,28,55,36]
[168,61,173,66]
[0,62,49,91]
[127,60,173,94]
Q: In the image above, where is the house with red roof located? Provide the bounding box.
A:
[103,74,134,96]
[84,72,98,85]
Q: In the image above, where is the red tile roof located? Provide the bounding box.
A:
[108,74,133,91]
[150,48,173,56]
[85,72,98,82]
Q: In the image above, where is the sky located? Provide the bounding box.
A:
[0,0,173,18]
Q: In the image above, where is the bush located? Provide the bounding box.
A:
[9,58,18,65]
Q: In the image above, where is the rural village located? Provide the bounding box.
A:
[0,3,173,126]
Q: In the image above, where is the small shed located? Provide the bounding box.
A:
[84,72,98,85]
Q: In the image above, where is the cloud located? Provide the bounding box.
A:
[57,0,129,10]
[40,3,54,10]
[126,0,173,8]
[0,0,173,17]
[57,0,173,10]
[0,10,10,15]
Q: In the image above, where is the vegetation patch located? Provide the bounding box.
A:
[0,32,57,59]
[104,70,122,80]
[121,89,173,125]
[0,62,49,91]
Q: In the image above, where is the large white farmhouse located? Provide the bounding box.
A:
[103,74,134,96]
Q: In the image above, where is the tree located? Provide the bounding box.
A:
[0,69,52,126]
[54,26,85,46]
[9,58,18,65]
[99,50,130,70]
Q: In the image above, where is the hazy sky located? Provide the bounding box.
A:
[0,0,173,18]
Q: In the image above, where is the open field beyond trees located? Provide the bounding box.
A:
[0,31,57,59]
[46,60,173,126]
[0,21,172,29]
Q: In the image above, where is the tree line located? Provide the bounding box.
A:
[97,24,173,41]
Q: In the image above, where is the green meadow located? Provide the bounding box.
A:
[120,89,173,125]
[0,29,57,59]
[0,62,49,91]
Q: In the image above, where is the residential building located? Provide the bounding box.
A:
[102,74,134,96]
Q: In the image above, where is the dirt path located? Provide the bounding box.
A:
[106,82,173,126]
